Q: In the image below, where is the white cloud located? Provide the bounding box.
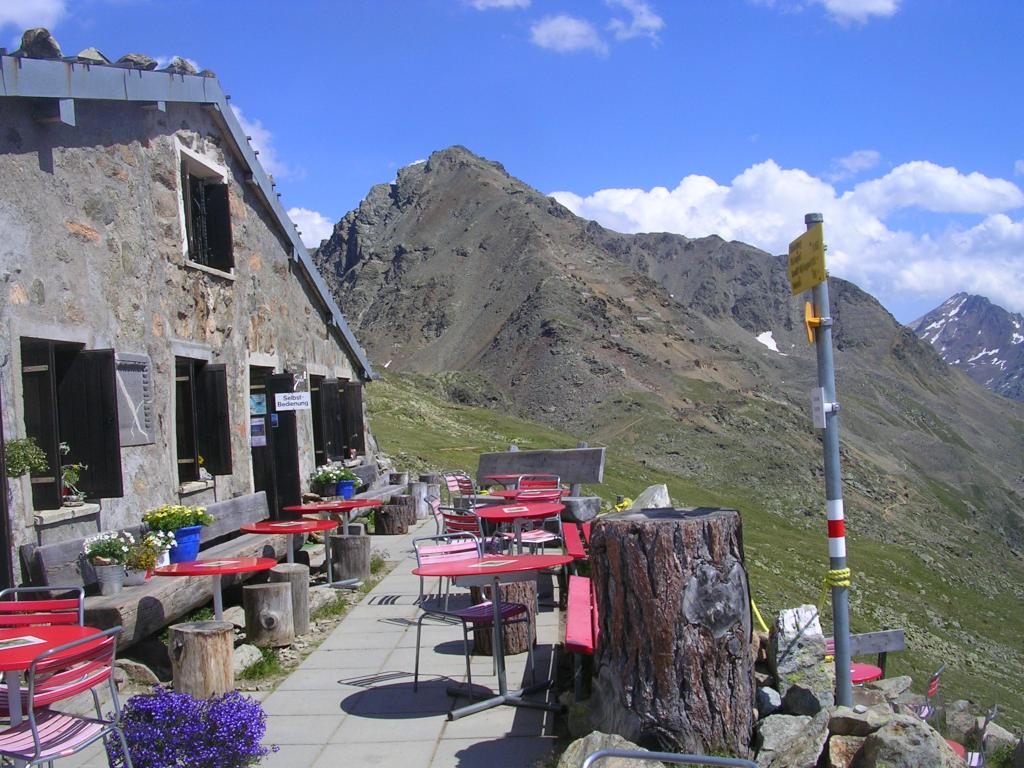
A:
[231,105,292,179]
[607,0,664,42]
[287,208,335,249]
[0,0,66,33]
[531,15,608,55]
[753,0,900,24]
[467,0,529,8]
[550,159,1024,313]
[827,149,880,182]
[1015,160,1024,177]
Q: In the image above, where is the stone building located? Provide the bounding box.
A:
[0,32,375,586]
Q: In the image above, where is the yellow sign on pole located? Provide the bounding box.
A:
[788,222,826,295]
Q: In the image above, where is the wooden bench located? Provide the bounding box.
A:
[826,629,905,678]
[20,492,292,648]
[476,446,606,496]
[565,574,599,698]
[563,522,592,569]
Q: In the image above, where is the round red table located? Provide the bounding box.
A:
[240,518,338,564]
[412,553,574,720]
[945,740,966,759]
[284,500,383,588]
[850,661,883,684]
[0,625,104,728]
[484,488,566,502]
[475,502,564,552]
[154,557,277,620]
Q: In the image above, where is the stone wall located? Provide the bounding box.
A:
[0,98,366,562]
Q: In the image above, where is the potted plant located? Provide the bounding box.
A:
[4,436,48,479]
[83,531,134,595]
[124,543,158,586]
[106,687,275,768]
[310,465,338,497]
[58,441,87,505]
[335,466,359,500]
[142,504,213,563]
[143,530,176,569]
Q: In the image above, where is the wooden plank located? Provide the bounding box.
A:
[476,447,606,487]
[85,532,288,649]
[29,524,147,590]
[847,629,905,657]
[200,491,270,544]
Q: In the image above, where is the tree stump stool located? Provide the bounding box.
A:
[375,504,408,535]
[243,582,295,647]
[169,621,233,698]
[389,472,409,488]
[269,563,310,635]
[410,481,430,520]
[329,532,371,582]
[470,580,537,655]
[389,495,417,527]
[590,507,753,758]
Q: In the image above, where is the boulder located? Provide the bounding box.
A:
[770,605,834,715]
[163,56,197,74]
[114,658,160,686]
[827,735,865,768]
[755,710,830,768]
[982,721,1019,754]
[557,732,663,768]
[222,605,246,629]
[857,714,964,767]
[829,704,894,737]
[75,47,110,64]
[851,686,887,708]
[756,687,782,718]
[232,643,264,676]
[15,28,62,59]
[626,484,670,510]
[561,496,601,523]
[309,585,340,615]
[864,675,912,701]
[944,699,975,743]
[116,53,157,70]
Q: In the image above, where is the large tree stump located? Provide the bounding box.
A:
[375,504,408,535]
[169,621,233,698]
[330,533,371,581]
[389,472,409,488]
[410,481,430,520]
[243,582,295,647]
[389,495,417,527]
[470,580,537,655]
[269,563,310,636]
[590,507,753,758]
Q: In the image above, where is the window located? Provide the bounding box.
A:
[181,155,233,272]
[20,338,124,510]
[341,380,366,456]
[175,359,232,484]
[310,376,345,464]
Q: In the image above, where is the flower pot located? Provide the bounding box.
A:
[156,550,170,568]
[338,480,356,500]
[169,525,203,563]
[95,564,125,596]
[124,568,148,586]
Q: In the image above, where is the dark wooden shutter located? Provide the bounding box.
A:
[20,340,61,510]
[265,373,301,516]
[321,379,345,461]
[196,364,233,475]
[342,382,366,455]
[204,183,233,271]
[57,349,123,499]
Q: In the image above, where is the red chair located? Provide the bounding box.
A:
[0,587,85,628]
[0,626,132,767]
[516,474,560,490]
[904,664,945,721]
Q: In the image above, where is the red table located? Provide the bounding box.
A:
[484,488,567,502]
[154,557,277,620]
[284,499,383,589]
[240,518,338,564]
[850,661,883,684]
[0,625,104,737]
[475,502,565,552]
[412,553,574,720]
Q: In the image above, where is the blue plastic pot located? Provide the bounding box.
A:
[338,480,356,500]
[169,525,202,563]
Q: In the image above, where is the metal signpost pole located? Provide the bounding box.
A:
[803,212,852,707]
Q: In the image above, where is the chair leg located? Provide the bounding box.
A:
[114,725,134,768]
[414,614,426,691]
[526,612,536,684]
[461,622,473,689]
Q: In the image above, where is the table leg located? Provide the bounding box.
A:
[286,533,296,564]
[212,574,224,620]
[326,511,361,591]
[7,669,25,767]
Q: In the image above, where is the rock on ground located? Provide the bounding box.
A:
[770,605,834,715]
[557,731,664,768]
[857,714,965,768]
[755,709,830,768]
[828,704,895,737]
[232,643,263,676]
[114,658,160,686]
[827,734,865,768]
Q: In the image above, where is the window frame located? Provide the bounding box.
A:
[174,357,233,485]
[178,144,235,276]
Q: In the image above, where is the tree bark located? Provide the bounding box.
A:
[269,563,310,635]
[470,580,536,655]
[410,481,429,520]
[389,495,417,527]
[169,621,233,698]
[329,533,370,581]
[243,582,295,647]
[589,507,753,758]
[375,504,408,535]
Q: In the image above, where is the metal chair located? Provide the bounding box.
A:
[441,471,488,511]
[0,587,85,628]
[0,626,132,767]
[412,533,533,691]
[582,747,756,767]
[903,664,945,721]
[516,474,561,490]
[966,705,998,767]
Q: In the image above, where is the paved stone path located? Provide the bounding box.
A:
[65,517,564,767]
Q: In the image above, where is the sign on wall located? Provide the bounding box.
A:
[115,353,154,446]
[274,392,311,411]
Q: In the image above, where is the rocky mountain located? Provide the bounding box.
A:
[912,293,1024,401]
[315,146,1023,545]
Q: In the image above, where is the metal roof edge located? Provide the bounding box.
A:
[0,55,375,382]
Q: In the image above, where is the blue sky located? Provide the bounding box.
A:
[4,0,1023,322]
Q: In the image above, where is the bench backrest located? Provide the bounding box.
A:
[476,447,606,488]
[22,491,270,590]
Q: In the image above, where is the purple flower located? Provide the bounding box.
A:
[107,687,277,767]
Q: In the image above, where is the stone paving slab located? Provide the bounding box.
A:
[57,518,565,767]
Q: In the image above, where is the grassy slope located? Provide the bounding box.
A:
[367,372,1023,731]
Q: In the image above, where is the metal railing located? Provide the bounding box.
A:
[581,748,757,768]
